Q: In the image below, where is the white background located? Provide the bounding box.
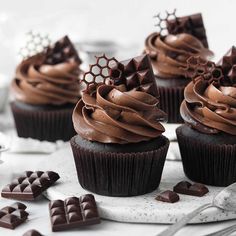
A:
[1,0,236,235]
[0,0,236,75]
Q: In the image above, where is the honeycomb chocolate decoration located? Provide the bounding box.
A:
[81,54,158,98]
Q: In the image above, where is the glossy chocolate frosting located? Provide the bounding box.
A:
[73,84,166,144]
[144,32,213,78]
[181,78,236,135]
[12,36,82,106]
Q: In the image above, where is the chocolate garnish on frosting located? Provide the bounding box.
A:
[167,13,209,48]
[181,53,236,135]
[12,36,82,106]
[217,46,236,86]
[144,10,213,78]
[73,54,167,144]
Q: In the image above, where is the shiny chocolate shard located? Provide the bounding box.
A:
[49,194,100,232]
[217,46,236,85]
[43,35,82,65]
[167,13,208,48]
[110,54,159,98]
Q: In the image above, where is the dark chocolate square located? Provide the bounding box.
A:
[173,181,209,197]
[110,54,159,98]
[167,13,208,48]
[0,202,28,229]
[1,171,60,200]
[49,194,100,232]
[155,190,180,203]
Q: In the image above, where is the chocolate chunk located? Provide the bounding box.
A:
[23,229,43,236]
[155,190,180,203]
[110,54,159,98]
[1,171,60,200]
[0,202,28,229]
[49,194,100,232]
[167,13,208,48]
[173,181,209,197]
[217,46,236,85]
[43,35,82,65]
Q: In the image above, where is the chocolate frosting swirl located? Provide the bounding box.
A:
[181,78,236,135]
[144,32,213,78]
[12,55,82,106]
[73,85,166,144]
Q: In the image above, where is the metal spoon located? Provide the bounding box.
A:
[156,183,236,236]
[204,223,236,236]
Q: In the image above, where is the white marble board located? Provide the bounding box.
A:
[42,143,236,224]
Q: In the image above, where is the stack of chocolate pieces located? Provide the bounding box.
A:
[167,13,208,48]
[110,54,159,98]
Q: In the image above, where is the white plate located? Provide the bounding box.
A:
[42,144,236,224]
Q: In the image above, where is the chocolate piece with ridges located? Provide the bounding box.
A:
[173,181,209,197]
[23,229,43,236]
[155,190,180,203]
[1,171,60,200]
[49,194,100,232]
[167,13,208,48]
[217,46,236,85]
[110,54,159,98]
[0,202,28,229]
[43,35,82,65]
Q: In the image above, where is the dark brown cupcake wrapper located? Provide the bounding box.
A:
[176,127,236,186]
[11,102,76,142]
[157,85,185,123]
[70,135,169,197]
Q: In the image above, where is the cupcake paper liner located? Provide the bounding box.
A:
[176,127,236,186]
[157,85,185,123]
[11,102,76,142]
[70,135,169,197]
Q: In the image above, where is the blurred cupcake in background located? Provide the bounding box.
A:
[11,35,83,141]
[144,10,213,123]
[0,73,10,112]
[177,50,236,186]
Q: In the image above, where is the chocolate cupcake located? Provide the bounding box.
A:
[70,54,169,196]
[144,11,213,123]
[177,50,236,186]
[11,36,82,141]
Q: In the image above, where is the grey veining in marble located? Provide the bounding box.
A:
[42,146,236,224]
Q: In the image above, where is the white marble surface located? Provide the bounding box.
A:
[1,142,236,236]
[1,0,236,235]
[43,146,236,224]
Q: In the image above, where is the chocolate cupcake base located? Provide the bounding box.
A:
[70,135,169,197]
[156,76,191,123]
[176,125,236,186]
[11,101,76,142]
